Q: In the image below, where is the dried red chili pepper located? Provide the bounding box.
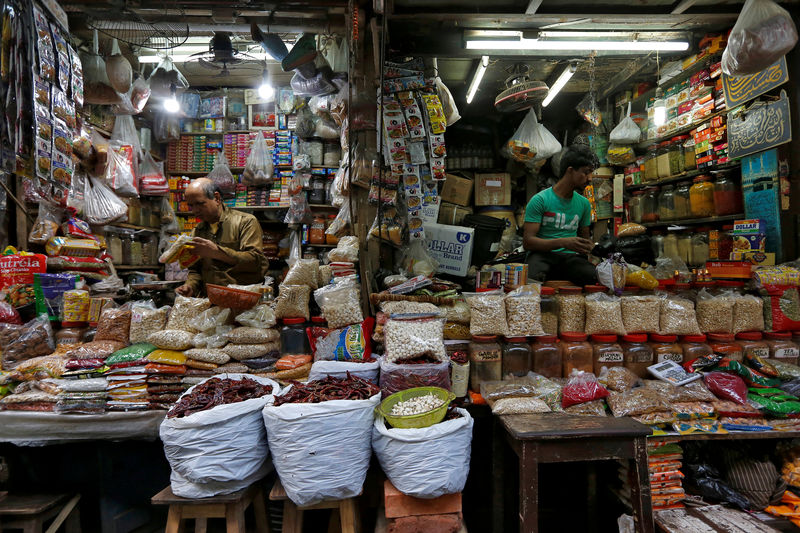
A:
[167,377,273,418]
[273,373,379,406]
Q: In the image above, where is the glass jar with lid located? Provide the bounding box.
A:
[469,335,502,392]
[683,137,696,170]
[644,145,659,182]
[672,135,689,175]
[690,230,710,267]
[682,334,713,361]
[540,287,559,336]
[674,181,691,220]
[592,334,624,375]
[718,225,735,260]
[658,185,677,221]
[713,173,743,216]
[690,175,715,217]
[281,318,311,354]
[531,335,561,378]
[651,232,665,258]
[503,337,532,377]
[708,333,743,363]
[629,190,645,224]
[650,334,684,364]
[308,175,327,205]
[561,332,593,377]
[765,332,799,364]
[736,332,770,364]
[677,233,691,265]
[663,233,679,259]
[656,141,673,179]
[622,333,654,378]
[641,187,660,223]
[121,231,134,265]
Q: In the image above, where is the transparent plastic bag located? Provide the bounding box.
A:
[327,235,359,263]
[503,110,561,164]
[95,307,132,343]
[464,291,508,337]
[153,113,180,143]
[235,304,277,329]
[184,348,229,365]
[435,76,461,127]
[606,388,670,417]
[29,202,63,245]
[384,316,446,363]
[609,103,641,144]
[226,327,279,345]
[148,56,189,98]
[129,301,169,344]
[167,296,212,332]
[147,330,195,351]
[596,253,628,295]
[111,115,142,162]
[325,202,351,238]
[732,295,765,334]
[283,258,319,288]
[584,293,627,336]
[606,144,636,165]
[598,366,640,392]
[189,307,231,333]
[620,295,660,334]
[314,281,363,329]
[243,134,274,186]
[0,315,56,369]
[659,294,701,336]
[82,30,120,105]
[139,151,168,195]
[84,176,127,225]
[576,92,602,127]
[284,177,313,225]
[105,146,137,197]
[557,291,585,334]
[504,285,545,337]
[441,299,470,325]
[208,153,236,196]
[722,0,798,76]
[379,357,451,396]
[696,288,734,334]
[274,285,311,320]
[223,342,280,361]
[561,370,609,408]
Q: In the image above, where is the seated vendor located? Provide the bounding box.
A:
[176,178,269,297]
[522,144,598,287]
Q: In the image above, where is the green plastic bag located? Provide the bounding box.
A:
[106,343,157,365]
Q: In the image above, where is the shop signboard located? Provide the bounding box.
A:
[722,56,788,109]
[741,148,782,261]
[728,90,791,160]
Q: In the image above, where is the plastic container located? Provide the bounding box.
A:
[663,233,679,259]
[629,191,645,224]
[322,141,341,167]
[683,137,696,171]
[469,335,502,393]
[592,334,624,375]
[674,181,691,220]
[308,215,326,244]
[656,141,673,179]
[718,225,735,261]
[672,135,689,175]
[503,337,532,377]
[708,333,743,363]
[736,332,770,363]
[561,332,593,377]
[644,145,659,182]
[658,185,676,222]
[531,335,561,379]
[462,215,506,267]
[690,231,709,267]
[308,175,327,204]
[641,187,660,223]
[713,173,743,216]
[681,334,713,362]
[281,317,311,355]
[677,233,691,265]
[689,175,715,217]
[377,387,456,429]
[303,137,324,166]
[622,333,654,378]
[540,287,558,335]
[584,285,607,294]
[765,332,799,364]
[650,334,684,364]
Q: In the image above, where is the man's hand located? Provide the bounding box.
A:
[175,284,194,297]
[190,237,223,259]
[561,236,595,255]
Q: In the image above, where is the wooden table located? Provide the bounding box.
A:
[499,413,654,533]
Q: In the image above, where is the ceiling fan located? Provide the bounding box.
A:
[182,32,261,77]
[494,64,549,113]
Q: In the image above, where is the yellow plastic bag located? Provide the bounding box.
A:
[626,267,659,290]
[145,349,187,365]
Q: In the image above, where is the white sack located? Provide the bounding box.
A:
[308,359,380,383]
[169,462,271,499]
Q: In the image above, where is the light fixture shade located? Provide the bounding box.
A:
[465,39,689,52]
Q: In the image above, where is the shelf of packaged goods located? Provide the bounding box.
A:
[641,213,743,229]
[235,204,337,211]
[178,130,260,136]
[113,264,163,270]
[636,108,728,150]
[626,160,741,191]
[166,168,245,175]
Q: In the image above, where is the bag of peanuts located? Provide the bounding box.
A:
[464,291,508,337]
[504,284,545,337]
[0,314,56,370]
[695,288,734,334]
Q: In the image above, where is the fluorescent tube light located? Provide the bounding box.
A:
[542,63,577,107]
[465,40,689,52]
[466,55,489,104]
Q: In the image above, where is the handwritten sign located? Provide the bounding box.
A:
[728,90,792,160]
[723,56,788,109]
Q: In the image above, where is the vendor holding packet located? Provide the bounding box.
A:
[175,178,269,297]
[522,144,598,286]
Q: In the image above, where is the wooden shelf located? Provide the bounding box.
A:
[626,160,741,191]
[114,264,163,270]
[302,243,337,248]
[105,222,160,233]
[641,213,743,229]
[636,108,728,150]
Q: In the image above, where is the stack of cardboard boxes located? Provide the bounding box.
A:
[438,172,512,224]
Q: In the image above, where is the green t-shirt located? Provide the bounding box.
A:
[524,187,592,253]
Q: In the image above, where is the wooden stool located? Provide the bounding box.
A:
[151,484,269,533]
[0,494,80,533]
[269,478,359,533]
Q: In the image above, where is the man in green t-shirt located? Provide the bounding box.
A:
[523,144,598,286]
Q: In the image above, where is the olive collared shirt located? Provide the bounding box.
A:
[185,206,268,295]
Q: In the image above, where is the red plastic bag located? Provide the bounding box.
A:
[704,371,748,405]
[561,370,609,408]
[0,301,22,325]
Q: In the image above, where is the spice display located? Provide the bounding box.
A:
[556,287,584,334]
[504,285,544,336]
[167,377,274,418]
[736,332,770,367]
[561,332,594,376]
[584,293,626,336]
[530,335,561,379]
[622,334,654,378]
[765,332,799,364]
[469,335,502,392]
[274,374,379,405]
[465,291,508,336]
[592,334,624,375]
[695,290,734,333]
[384,316,446,363]
[689,176,715,217]
[503,337,532,377]
[708,333,744,363]
[389,393,445,416]
[620,295,660,334]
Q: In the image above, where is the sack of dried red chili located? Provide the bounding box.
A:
[561,370,609,408]
[704,371,748,405]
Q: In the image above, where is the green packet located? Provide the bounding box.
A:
[747,393,800,416]
[106,343,157,365]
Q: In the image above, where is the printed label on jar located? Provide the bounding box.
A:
[598,351,624,363]
[451,362,469,397]
[657,352,683,363]
[474,350,501,362]
[775,348,800,359]
[748,348,769,359]
[631,353,654,363]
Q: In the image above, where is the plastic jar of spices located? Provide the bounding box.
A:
[592,334,624,375]
[540,287,559,336]
[764,332,799,364]
[531,335,562,379]
[713,172,743,216]
[736,332,770,364]
[650,334,684,364]
[469,335,502,392]
[674,181,691,220]
[281,318,311,355]
[658,185,677,222]
[622,333,654,378]
[641,187,660,223]
[689,175,715,217]
[681,334,713,362]
[503,337,532,377]
[445,340,470,398]
[708,333,743,363]
[561,332,593,377]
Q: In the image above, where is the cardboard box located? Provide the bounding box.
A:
[705,261,753,280]
[734,219,765,233]
[440,174,473,206]
[732,251,776,266]
[425,222,474,277]
[474,172,511,206]
[438,202,473,226]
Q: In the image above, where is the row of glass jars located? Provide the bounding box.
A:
[465,332,800,393]
[642,135,695,182]
[629,173,742,223]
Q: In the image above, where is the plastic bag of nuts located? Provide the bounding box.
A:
[658,294,701,336]
[235,304,277,329]
[696,288,734,333]
[504,284,545,337]
[274,285,311,320]
[584,293,627,336]
[129,302,169,344]
[0,315,56,369]
[464,291,508,337]
[283,258,319,289]
[94,308,132,343]
[314,281,364,329]
[732,295,765,334]
[166,296,211,332]
[226,327,280,344]
[384,314,446,363]
[223,342,280,361]
[147,329,195,351]
[620,295,660,334]
[439,299,470,324]
[189,307,231,333]
[556,288,585,334]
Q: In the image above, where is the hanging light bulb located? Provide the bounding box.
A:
[163,83,180,113]
[653,87,666,127]
[258,68,274,100]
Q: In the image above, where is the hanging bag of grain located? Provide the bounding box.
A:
[721,0,798,76]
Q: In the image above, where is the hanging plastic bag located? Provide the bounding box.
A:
[82,30,120,105]
[400,240,439,278]
[84,176,127,225]
[290,70,337,97]
[66,170,87,216]
[596,253,628,295]
[105,145,137,197]
[721,0,798,76]
[326,202,351,237]
[503,110,560,164]
[29,202,64,245]
[435,77,461,127]
[606,144,636,165]
[243,134,274,186]
[111,115,142,159]
[139,152,168,196]
[208,153,236,196]
[153,113,180,143]
[159,197,179,232]
[148,56,189,98]
[112,74,151,116]
[576,92,602,127]
[284,176,313,225]
[106,39,132,94]
[609,103,641,144]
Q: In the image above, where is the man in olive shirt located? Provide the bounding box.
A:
[176,178,268,297]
